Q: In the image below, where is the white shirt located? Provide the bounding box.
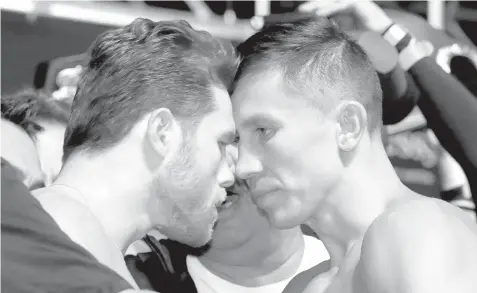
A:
[187,235,329,293]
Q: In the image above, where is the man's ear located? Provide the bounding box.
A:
[335,101,367,152]
[146,108,181,158]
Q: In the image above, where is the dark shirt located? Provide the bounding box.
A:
[381,68,420,125]
[125,235,197,293]
[409,57,477,210]
[1,158,132,293]
[126,226,318,293]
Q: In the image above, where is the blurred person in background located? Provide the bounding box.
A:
[1,88,70,188]
[32,18,238,289]
[421,129,474,218]
[125,144,329,293]
[437,148,475,220]
[187,180,327,293]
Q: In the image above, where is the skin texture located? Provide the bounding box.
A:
[198,143,311,287]
[33,86,236,288]
[147,86,236,247]
[233,66,477,293]
[34,119,66,186]
[233,71,343,230]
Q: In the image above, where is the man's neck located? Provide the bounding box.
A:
[307,146,413,268]
[199,227,305,287]
[53,153,152,253]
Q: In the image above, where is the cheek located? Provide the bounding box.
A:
[185,147,221,207]
[195,138,222,176]
[193,121,223,172]
[264,130,341,199]
[261,134,317,190]
[267,192,317,228]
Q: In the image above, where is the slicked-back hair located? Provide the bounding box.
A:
[235,17,383,131]
[1,88,70,139]
[63,18,239,160]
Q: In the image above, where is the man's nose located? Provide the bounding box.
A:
[225,144,238,174]
[217,159,235,188]
[236,149,263,181]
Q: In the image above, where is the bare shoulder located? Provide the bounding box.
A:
[366,197,477,243]
[32,187,105,238]
[32,187,114,264]
[358,197,477,293]
[33,187,93,221]
[282,260,331,293]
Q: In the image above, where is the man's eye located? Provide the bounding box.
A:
[233,135,240,144]
[256,127,275,140]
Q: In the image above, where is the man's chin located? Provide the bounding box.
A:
[263,209,303,230]
[182,225,214,248]
[186,235,212,248]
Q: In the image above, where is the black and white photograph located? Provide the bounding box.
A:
[2,1,477,292]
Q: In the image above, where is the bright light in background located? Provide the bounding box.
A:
[427,0,446,30]
[0,0,255,40]
[1,0,36,13]
[47,3,136,27]
[254,0,270,17]
[1,1,138,27]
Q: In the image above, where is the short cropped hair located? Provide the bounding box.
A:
[235,17,383,131]
[1,88,70,139]
[63,18,239,160]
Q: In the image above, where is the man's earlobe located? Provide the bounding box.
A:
[146,108,178,157]
[336,101,367,152]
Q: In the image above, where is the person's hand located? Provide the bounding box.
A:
[299,0,393,34]
[299,0,358,17]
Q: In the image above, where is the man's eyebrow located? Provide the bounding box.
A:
[242,114,281,128]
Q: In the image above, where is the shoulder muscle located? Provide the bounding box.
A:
[358,199,477,293]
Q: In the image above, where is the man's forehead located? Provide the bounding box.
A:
[207,86,236,138]
[232,69,287,104]
[232,72,295,125]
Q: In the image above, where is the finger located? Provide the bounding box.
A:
[298,0,332,12]
[314,6,343,17]
[298,1,316,12]
[314,3,350,17]
[299,1,351,17]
